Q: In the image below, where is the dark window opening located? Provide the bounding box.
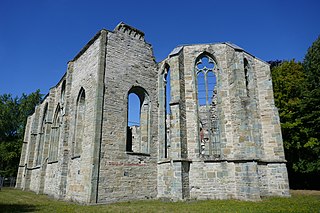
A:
[244,58,250,97]
[61,80,66,105]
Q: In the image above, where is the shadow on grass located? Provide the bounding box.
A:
[0,204,38,212]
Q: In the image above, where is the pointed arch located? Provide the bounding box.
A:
[49,104,61,162]
[36,103,48,165]
[163,63,171,115]
[244,58,250,97]
[195,53,220,157]
[158,62,171,159]
[195,53,218,106]
[163,63,171,158]
[61,80,66,105]
[73,87,86,157]
[195,51,219,69]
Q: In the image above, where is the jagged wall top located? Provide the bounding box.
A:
[114,22,145,41]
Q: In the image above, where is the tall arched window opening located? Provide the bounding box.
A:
[49,105,61,162]
[244,58,250,97]
[61,80,66,105]
[127,86,150,154]
[73,88,85,157]
[61,80,66,115]
[165,67,171,115]
[36,104,48,165]
[196,55,220,157]
[164,66,171,158]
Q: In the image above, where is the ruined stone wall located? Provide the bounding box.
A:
[64,31,103,203]
[28,107,41,192]
[16,22,289,204]
[37,91,55,194]
[189,161,237,200]
[129,126,141,152]
[157,51,189,199]
[157,43,289,201]
[43,83,64,198]
[18,104,42,192]
[16,116,32,189]
[25,96,52,194]
[254,59,289,197]
[182,44,228,160]
[258,163,289,197]
[16,30,106,202]
[98,23,158,203]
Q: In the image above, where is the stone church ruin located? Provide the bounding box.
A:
[16,22,290,203]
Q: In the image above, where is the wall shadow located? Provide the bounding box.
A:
[0,204,38,212]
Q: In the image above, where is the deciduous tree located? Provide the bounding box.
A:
[0,90,42,177]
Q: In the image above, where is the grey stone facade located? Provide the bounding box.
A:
[16,22,290,203]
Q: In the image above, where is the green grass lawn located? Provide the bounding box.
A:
[0,188,319,213]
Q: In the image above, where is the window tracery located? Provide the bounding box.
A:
[196,55,220,157]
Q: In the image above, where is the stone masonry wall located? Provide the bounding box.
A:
[16,30,105,203]
[43,83,64,199]
[16,23,289,204]
[98,23,158,203]
[157,43,289,201]
[258,163,290,197]
[65,31,103,203]
[189,161,237,200]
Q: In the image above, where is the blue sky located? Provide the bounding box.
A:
[0,0,319,97]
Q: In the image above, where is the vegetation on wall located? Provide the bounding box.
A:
[0,90,42,177]
[270,35,320,189]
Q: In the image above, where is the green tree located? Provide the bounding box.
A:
[0,90,42,177]
[300,35,320,174]
[271,61,310,186]
[271,36,320,189]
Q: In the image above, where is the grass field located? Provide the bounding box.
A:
[0,188,319,212]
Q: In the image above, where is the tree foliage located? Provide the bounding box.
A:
[0,90,42,177]
[300,35,320,174]
[271,35,320,189]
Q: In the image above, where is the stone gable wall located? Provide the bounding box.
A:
[98,24,158,203]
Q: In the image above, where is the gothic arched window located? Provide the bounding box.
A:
[196,56,217,106]
[127,86,150,154]
[36,103,48,165]
[49,105,61,162]
[244,58,250,97]
[164,65,171,158]
[61,80,66,105]
[196,54,220,157]
[73,88,85,157]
